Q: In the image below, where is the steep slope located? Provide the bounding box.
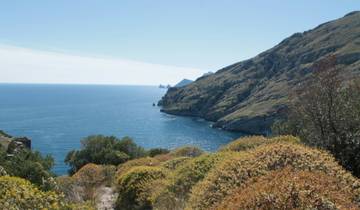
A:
[159,11,360,134]
[174,79,193,88]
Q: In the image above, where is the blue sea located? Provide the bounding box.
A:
[0,84,242,175]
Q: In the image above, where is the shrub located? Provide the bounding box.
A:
[147,148,170,157]
[215,167,360,210]
[0,148,55,190]
[72,163,106,200]
[65,135,145,174]
[116,166,166,210]
[153,152,232,210]
[161,157,191,170]
[187,142,360,209]
[219,135,300,152]
[116,157,161,179]
[170,146,204,157]
[0,176,63,209]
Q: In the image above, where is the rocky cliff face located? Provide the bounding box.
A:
[159,11,360,134]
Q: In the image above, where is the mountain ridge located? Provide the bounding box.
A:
[159,11,360,134]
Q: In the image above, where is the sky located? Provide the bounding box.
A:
[0,1,359,85]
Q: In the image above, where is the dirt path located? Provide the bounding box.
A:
[96,186,118,210]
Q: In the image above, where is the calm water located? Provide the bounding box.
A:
[0,84,242,175]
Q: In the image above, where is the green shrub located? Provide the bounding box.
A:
[65,135,146,174]
[147,148,170,157]
[215,167,360,210]
[219,135,300,152]
[0,148,55,190]
[116,166,166,210]
[170,146,204,157]
[0,176,63,209]
[187,142,360,209]
[153,152,232,210]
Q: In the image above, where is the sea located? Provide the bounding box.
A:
[0,84,242,175]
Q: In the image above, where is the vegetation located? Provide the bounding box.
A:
[0,176,63,209]
[65,135,146,174]
[187,142,359,209]
[116,166,166,210]
[169,146,204,157]
[216,167,360,210]
[0,144,55,190]
[147,148,170,157]
[273,56,360,177]
[152,152,232,210]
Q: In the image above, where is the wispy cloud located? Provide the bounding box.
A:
[0,45,205,85]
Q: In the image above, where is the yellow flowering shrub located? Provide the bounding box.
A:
[187,142,360,209]
[215,167,360,210]
[161,156,191,170]
[116,166,167,210]
[170,146,204,157]
[219,135,300,152]
[152,152,233,210]
[116,157,161,179]
[0,176,63,209]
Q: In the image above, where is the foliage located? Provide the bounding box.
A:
[273,56,360,177]
[72,163,106,200]
[0,165,7,176]
[161,156,191,170]
[216,167,360,210]
[187,142,360,209]
[147,148,170,157]
[169,146,204,157]
[153,152,231,210]
[0,130,12,138]
[0,147,55,190]
[116,166,166,210]
[219,135,300,152]
[65,135,146,174]
[0,176,64,209]
[116,157,161,179]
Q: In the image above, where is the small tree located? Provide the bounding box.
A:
[273,56,360,176]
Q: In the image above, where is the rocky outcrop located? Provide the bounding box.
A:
[159,11,360,134]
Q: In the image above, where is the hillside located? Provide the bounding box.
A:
[159,11,360,134]
[174,79,193,88]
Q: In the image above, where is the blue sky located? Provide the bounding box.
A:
[0,1,358,85]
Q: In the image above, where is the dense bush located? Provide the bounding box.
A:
[0,146,55,190]
[116,157,161,179]
[65,135,146,174]
[0,176,63,209]
[152,152,232,210]
[187,142,360,209]
[169,146,204,157]
[216,167,360,210]
[219,135,300,152]
[147,148,170,157]
[116,166,166,210]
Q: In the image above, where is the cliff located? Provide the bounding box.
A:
[159,11,360,134]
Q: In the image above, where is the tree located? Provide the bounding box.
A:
[65,135,145,174]
[273,55,360,176]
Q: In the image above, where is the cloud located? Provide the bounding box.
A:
[0,45,205,85]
